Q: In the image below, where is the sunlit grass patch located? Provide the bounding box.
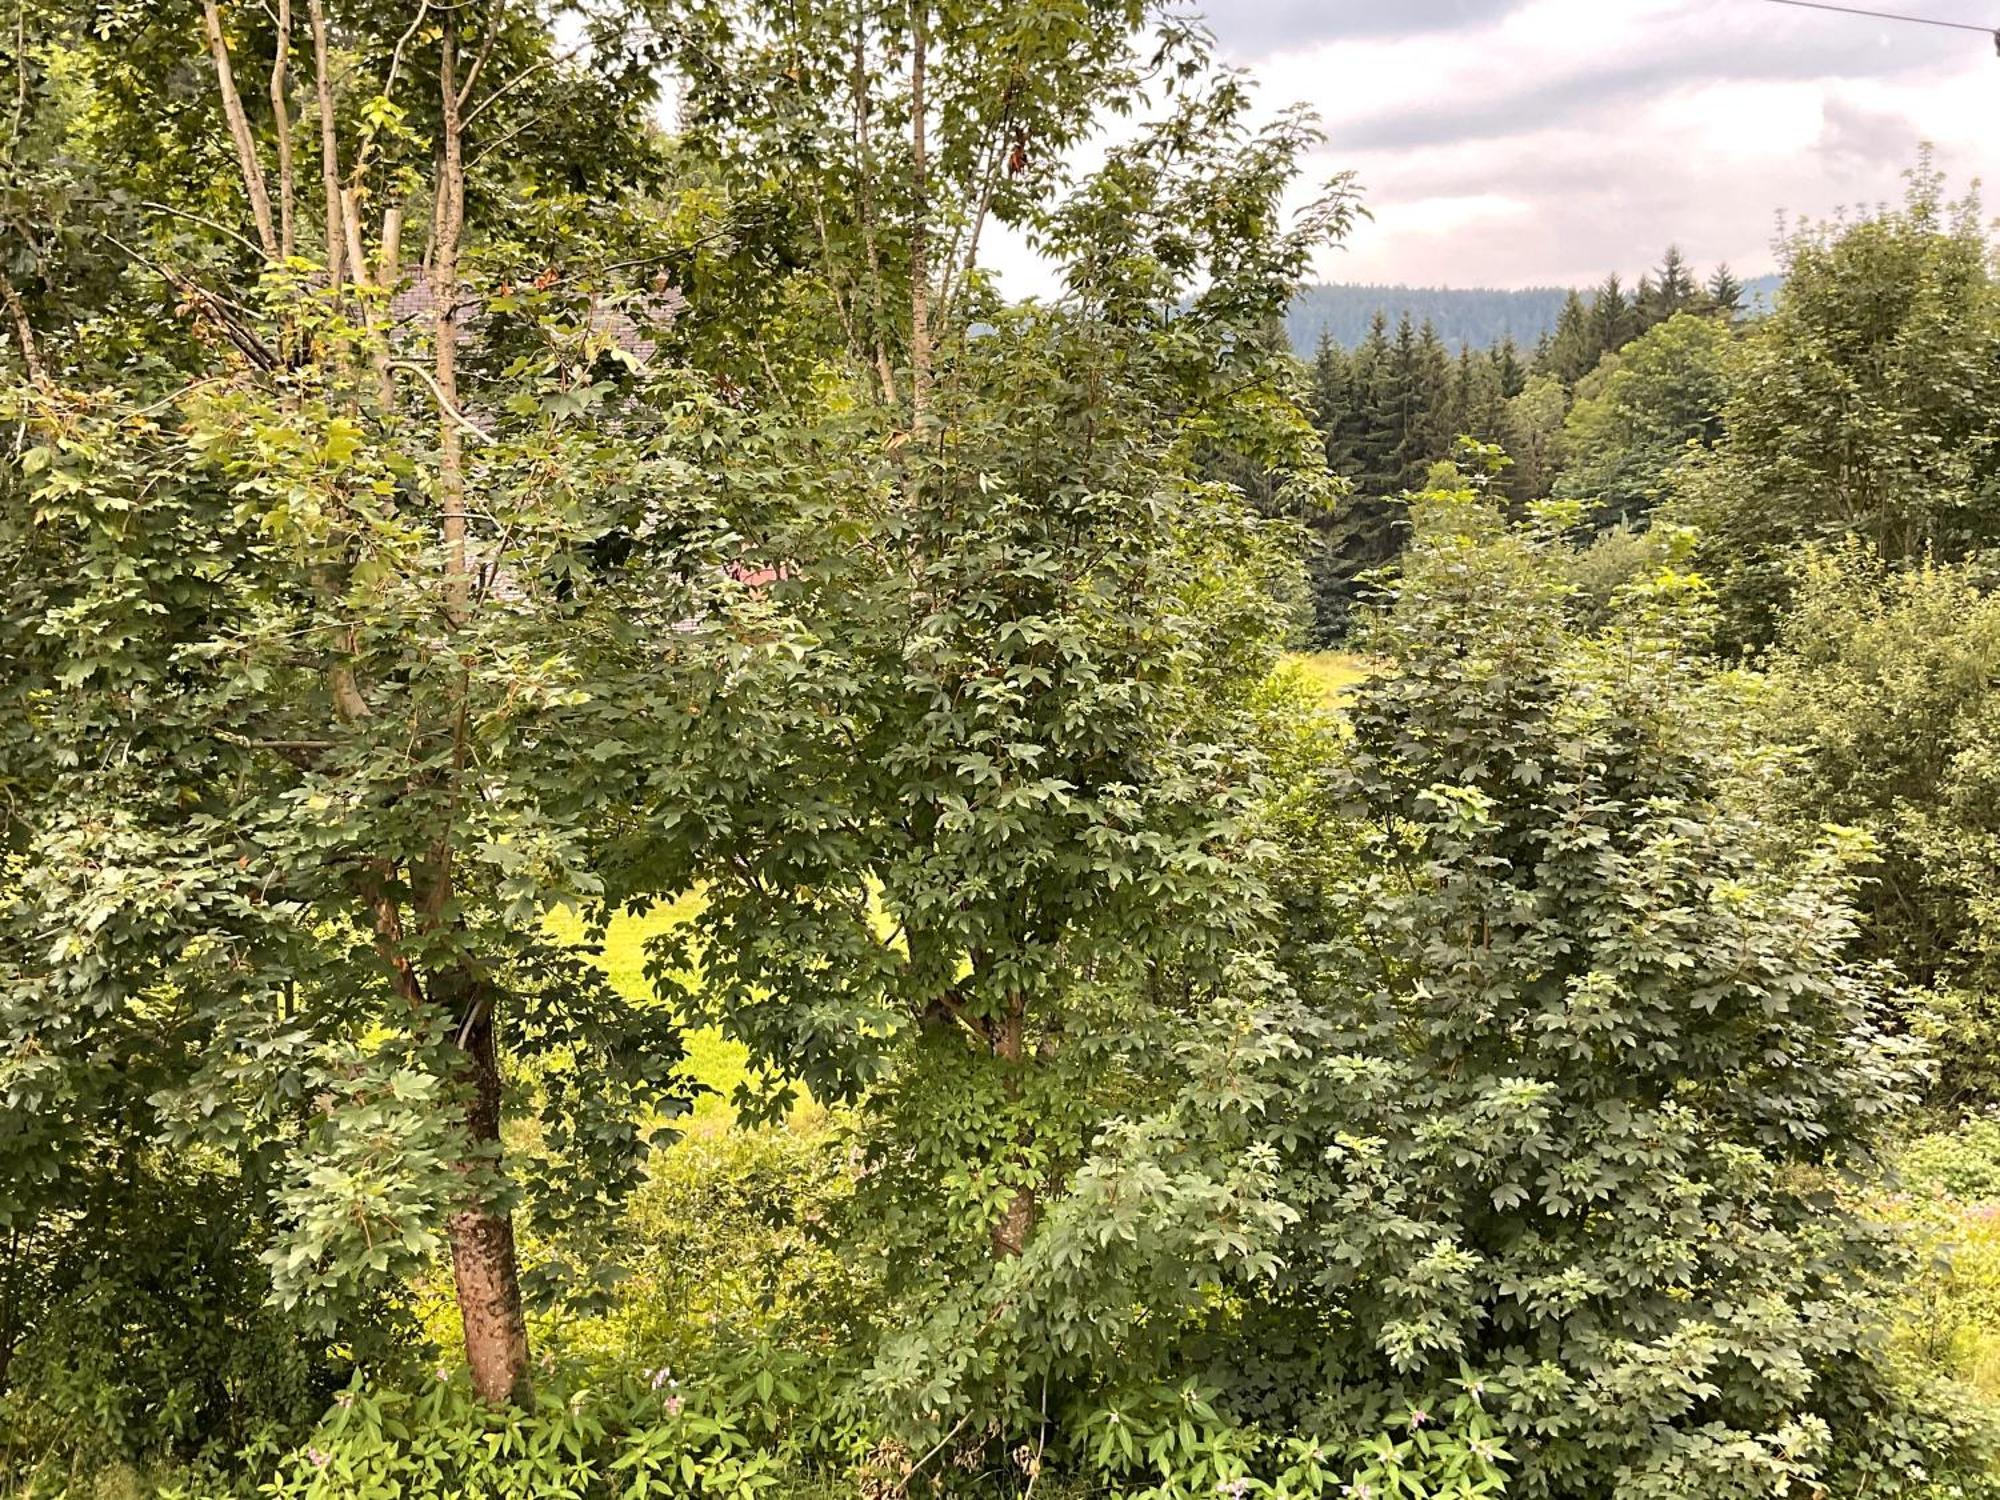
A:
[542,894,749,1126]
[1283,650,1373,707]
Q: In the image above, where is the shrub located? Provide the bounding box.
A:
[1762,544,2000,1109]
[0,1162,358,1490]
[547,1117,873,1375]
[1235,473,1996,1495]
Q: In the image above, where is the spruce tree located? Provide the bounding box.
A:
[1633,273,1661,330]
[1383,313,1426,490]
[1352,311,1400,495]
[1311,333,1360,480]
[1453,342,1508,447]
[1706,263,1745,321]
[1544,290,1595,385]
[1655,243,1699,318]
[1586,272,1636,360]
[1410,317,1455,476]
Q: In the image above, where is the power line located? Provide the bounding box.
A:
[1761,0,1998,43]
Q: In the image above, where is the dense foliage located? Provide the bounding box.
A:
[1250,476,1979,1496]
[5,3,2000,1498]
[1762,547,2000,1109]
[1671,155,2000,646]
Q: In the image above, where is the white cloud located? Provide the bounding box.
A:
[981,0,1997,295]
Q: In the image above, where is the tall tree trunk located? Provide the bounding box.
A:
[268,0,295,259]
[0,271,44,386]
[439,965,532,1405]
[850,23,897,405]
[306,0,344,287]
[427,29,528,1403]
[432,29,469,625]
[989,996,1037,1259]
[199,0,279,260]
[906,0,930,429]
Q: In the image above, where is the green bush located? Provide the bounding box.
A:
[1762,545,2000,1109]
[0,1162,359,1491]
[547,1117,873,1375]
[1558,519,1675,627]
[147,1365,855,1500]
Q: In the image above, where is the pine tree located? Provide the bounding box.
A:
[1312,312,1411,637]
[1544,289,1595,385]
[1351,312,1400,495]
[1633,273,1661,330]
[1586,272,1636,360]
[1490,337,1527,398]
[1453,342,1507,448]
[1311,333,1360,480]
[1654,244,1699,318]
[1410,317,1454,474]
[1382,313,1426,490]
[1705,262,1745,321]
[1447,344,1476,447]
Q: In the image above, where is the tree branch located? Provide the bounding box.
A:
[0,269,45,386]
[389,359,492,443]
[306,0,345,286]
[139,199,267,261]
[268,0,296,259]
[199,0,280,259]
[101,230,278,370]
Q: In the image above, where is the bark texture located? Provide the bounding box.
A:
[989,997,1038,1259]
[443,973,532,1406]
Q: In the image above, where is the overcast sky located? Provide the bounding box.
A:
[986,0,1995,294]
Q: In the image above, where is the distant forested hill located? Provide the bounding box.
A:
[1740,271,1784,315]
[1286,272,1783,352]
[1285,283,1570,352]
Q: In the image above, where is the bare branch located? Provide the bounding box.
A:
[389,359,492,443]
[455,0,505,109]
[139,199,267,260]
[0,269,46,386]
[101,230,279,370]
[305,0,345,285]
[461,40,586,128]
[268,0,296,258]
[199,0,280,259]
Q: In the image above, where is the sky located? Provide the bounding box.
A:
[985,0,1996,295]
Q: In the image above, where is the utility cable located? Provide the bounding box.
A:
[1761,0,1999,51]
